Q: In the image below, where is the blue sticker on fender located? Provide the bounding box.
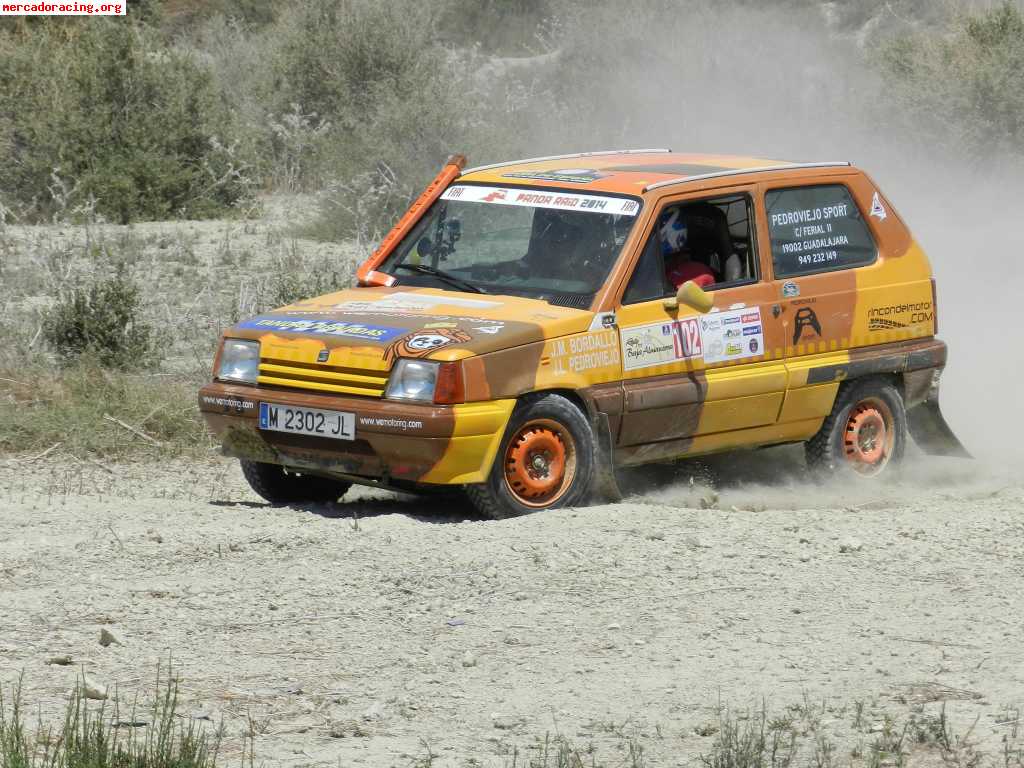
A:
[237,315,407,342]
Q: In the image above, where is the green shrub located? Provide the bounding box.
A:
[283,0,547,243]
[0,18,254,223]
[43,270,156,370]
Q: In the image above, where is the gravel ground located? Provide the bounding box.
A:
[1,449,1022,767]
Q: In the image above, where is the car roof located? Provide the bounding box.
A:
[458,149,851,196]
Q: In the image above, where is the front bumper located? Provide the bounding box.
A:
[198,383,514,485]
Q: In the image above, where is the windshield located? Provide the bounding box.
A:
[378,184,642,306]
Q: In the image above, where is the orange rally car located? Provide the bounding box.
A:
[199,149,968,518]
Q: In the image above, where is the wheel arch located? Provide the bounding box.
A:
[514,387,593,419]
[841,371,903,396]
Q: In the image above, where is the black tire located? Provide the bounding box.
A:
[240,460,352,504]
[466,394,596,519]
[805,377,907,478]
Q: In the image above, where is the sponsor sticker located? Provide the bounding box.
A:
[702,307,765,364]
[502,168,608,184]
[237,316,407,342]
[383,329,473,362]
[620,318,702,371]
[868,318,908,331]
[201,395,255,411]
[867,300,933,330]
[782,281,800,297]
[588,311,617,331]
[441,185,641,217]
[358,415,424,431]
[334,292,501,312]
[792,307,822,344]
[870,192,887,221]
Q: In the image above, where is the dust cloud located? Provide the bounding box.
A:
[541,0,1023,469]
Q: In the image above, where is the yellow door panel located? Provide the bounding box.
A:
[616,281,785,449]
[778,382,840,423]
[698,392,786,433]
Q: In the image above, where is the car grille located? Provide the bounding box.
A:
[258,357,390,398]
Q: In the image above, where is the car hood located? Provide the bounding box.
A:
[228,286,594,368]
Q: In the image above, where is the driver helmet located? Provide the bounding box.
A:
[659,208,688,256]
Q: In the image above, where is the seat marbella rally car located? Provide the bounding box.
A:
[199,149,967,518]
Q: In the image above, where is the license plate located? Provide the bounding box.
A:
[258,403,355,440]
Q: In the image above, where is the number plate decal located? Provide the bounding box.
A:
[258,403,355,440]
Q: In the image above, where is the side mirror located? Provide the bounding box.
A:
[662,280,714,313]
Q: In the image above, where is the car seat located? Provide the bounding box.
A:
[681,202,739,281]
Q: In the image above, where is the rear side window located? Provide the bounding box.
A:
[765,184,877,278]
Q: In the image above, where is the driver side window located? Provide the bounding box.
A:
[622,192,760,305]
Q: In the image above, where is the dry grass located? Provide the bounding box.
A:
[0,667,234,768]
[0,202,361,461]
[0,360,212,459]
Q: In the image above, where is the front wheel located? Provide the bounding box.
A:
[466,394,596,519]
[805,378,907,478]
[240,460,352,504]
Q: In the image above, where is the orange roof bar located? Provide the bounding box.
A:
[356,154,467,287]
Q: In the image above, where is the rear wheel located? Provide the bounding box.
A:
[805,378,906,478]
[466,394,595,519]
[240,460,351,504]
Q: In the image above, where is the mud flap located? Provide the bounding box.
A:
[592,412,623,503]
[908,399,971,458]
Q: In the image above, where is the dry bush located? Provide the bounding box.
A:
[878,2,1024,162]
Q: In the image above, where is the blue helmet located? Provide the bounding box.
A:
[659,209,688,255]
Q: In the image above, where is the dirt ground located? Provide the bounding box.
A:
[1,448,1022,767]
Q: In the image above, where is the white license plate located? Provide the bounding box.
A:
[258,403,355,440]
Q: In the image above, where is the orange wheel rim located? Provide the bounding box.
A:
[844,398,894,476]
[503,419,576,507]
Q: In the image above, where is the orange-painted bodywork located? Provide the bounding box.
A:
[199,150,964,490]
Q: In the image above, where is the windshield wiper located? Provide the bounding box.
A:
[394,263,486,294]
